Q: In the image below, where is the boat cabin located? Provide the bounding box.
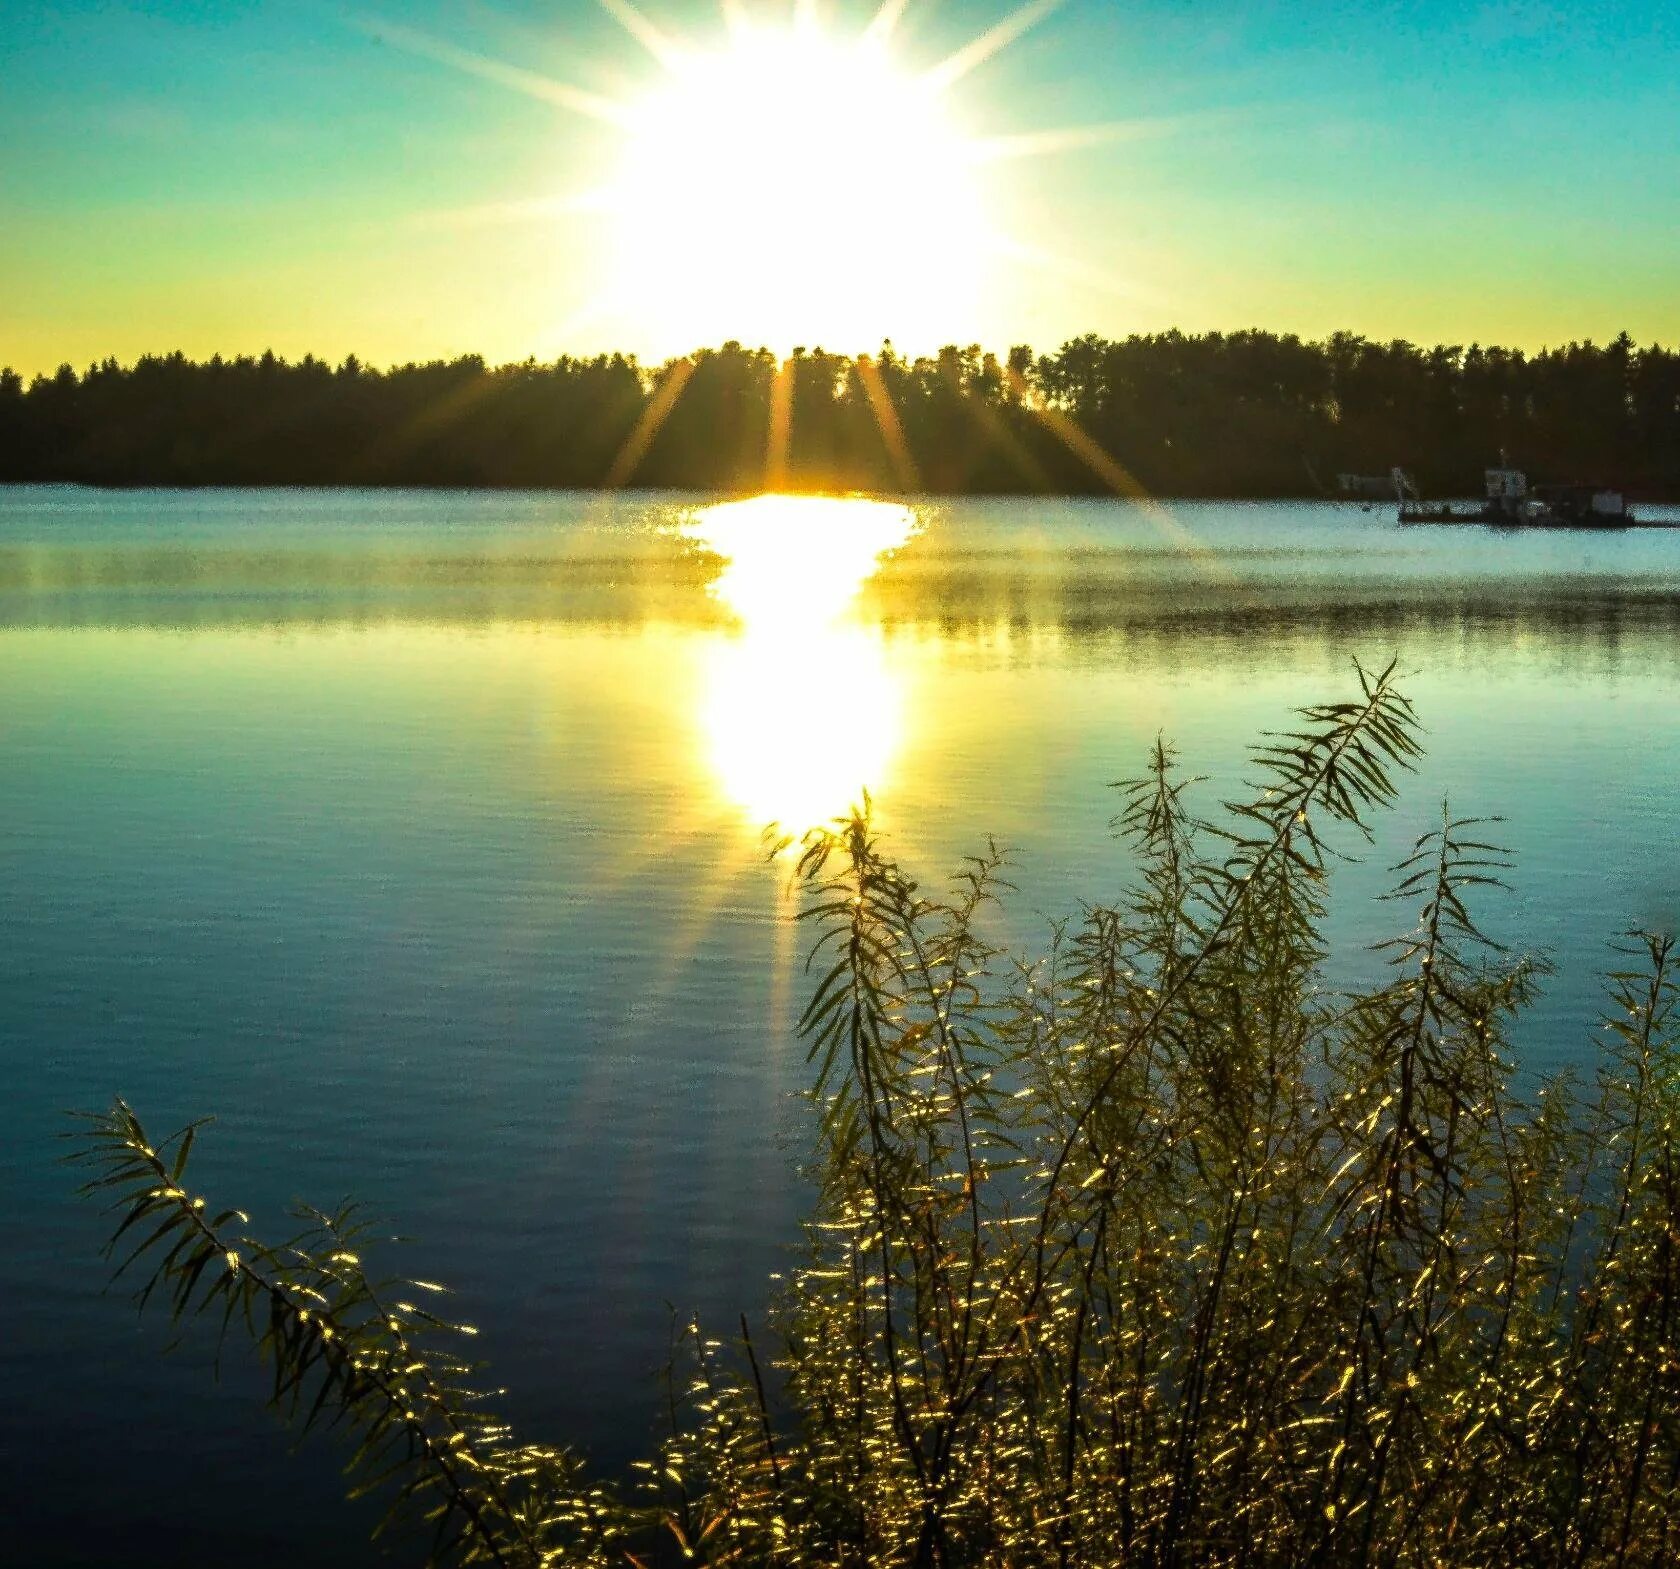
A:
[1399,464,1636,527]
[1485,467,1528,520]
[1533,484,1631,524]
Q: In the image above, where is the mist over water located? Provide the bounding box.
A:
[4,485,1679,1566]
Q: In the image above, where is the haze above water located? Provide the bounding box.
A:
[4,486,1679,1566]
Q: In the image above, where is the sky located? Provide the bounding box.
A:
[2,0,1677,378]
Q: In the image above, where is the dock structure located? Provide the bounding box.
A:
[1397,465,1650,528]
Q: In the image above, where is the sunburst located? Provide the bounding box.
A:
[364,4,1158,339]
[359,0,1192,493]
[346,4,1213,961]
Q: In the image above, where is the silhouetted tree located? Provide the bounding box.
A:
[2,332,1675,497]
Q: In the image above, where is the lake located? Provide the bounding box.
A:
[4,485,1679,1565]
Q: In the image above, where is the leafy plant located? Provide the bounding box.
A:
[67,1105,622,1566]
[71,663,1680,1565]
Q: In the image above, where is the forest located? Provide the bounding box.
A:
[3,330,1677,498]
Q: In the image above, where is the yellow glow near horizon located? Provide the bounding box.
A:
[689,494,917,832]
[607,17,987,351]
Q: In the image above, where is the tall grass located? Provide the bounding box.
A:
[71,663,1680,1565]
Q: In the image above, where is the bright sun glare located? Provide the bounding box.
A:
[610,17,985,350]
[356,2,1142,824]
[366,1,1123,356]
[689,494,916,831]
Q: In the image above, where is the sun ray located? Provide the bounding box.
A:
[863,0,914,46]
[352,15,632,124]
[560,850,760,1130]
[1001,367,1145,505]
[765,359,794,492]
[966,112,1225,164]
[765,872,801,1059]
[595,0,685,70]
[634,853,759,1002]
[570,794,749,903]
[406,189,616,232]
[637,841,752,977]
[854,355,920,492]
[605,356,695,487]
[347,368,513,479]
[363,0,1192,359]
[982,228,1164,305]
[1025,407,1165,513]
[922,0,1064,95]
[963,384,1058,491]
[545,291,620,349]
[1002,367,1236,581]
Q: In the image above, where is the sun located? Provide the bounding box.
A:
[607,15,986,351]
[361,1,1127,358]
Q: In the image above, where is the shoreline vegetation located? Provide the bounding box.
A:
[73,667,1680,1566]
[8,331,1680,501]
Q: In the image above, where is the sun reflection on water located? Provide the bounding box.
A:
[688,495,917,834]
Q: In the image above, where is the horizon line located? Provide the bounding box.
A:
[7,325,1673,383]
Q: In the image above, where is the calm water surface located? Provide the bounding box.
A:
[3,486,1679,1564]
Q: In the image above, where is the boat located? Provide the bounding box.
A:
[1397,465,1636,527]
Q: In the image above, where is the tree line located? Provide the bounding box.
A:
[4,330,1677,497]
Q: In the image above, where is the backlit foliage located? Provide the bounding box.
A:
[9,331,1679,495]
[74,662,1680,1564]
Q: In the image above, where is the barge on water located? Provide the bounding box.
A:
[1397,465,1636,527]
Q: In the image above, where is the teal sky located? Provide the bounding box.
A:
[3,0,1677,377]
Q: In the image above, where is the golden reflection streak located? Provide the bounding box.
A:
[688,495,917,834]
